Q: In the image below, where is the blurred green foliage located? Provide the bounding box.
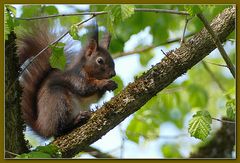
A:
[6,4,235,158]
[16,145,61,158]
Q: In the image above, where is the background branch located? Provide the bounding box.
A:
[180,16,191,45]
[16,8,189,20]
[202,61,231,99]
[197,12,235,78]
[211,117,235,124]
[50,7,235,158]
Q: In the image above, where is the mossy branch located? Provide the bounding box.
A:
[51,7,235,158]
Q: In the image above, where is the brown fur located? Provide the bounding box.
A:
[17,22,117,138]
[17,22,55,132]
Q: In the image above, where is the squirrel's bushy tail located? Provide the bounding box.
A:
[16,22,55,128]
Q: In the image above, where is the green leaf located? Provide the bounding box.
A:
[188,110,212,140]
[16,145,61,158]
[121,5,135,20]
[112,75,124,95]
[184,5,202,16]
[17,152,51,158]
[105,5,135,35]
[226,99,235,120]
[69,24,81,40]
[35,145,62,158]
[49,42,67,71]
[162,144,182,158]
[105,5,134,23]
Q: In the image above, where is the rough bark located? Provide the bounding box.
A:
[51,6,235,158]
[5,32,29,158]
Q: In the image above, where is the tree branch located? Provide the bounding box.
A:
[16,8,189,21]
[202,61,231,99]
[50,7,235,158]
[197,13,235,78]
[180,16,191,45]
[211,117,235,124]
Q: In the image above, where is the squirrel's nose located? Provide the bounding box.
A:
[110,71,116,77]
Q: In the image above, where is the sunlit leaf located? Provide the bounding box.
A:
[105,5,135,35]
[69,24,81,40]
[188,110,212,140]
[49,42,66,71]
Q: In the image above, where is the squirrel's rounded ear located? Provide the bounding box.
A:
[86,39,98,56]
[100,33,111,49]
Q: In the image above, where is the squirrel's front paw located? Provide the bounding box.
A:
[100,79,118,91]
[74,111,92,125]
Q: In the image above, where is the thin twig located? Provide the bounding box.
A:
[134,8,189,15]
[161,49,174,61]
[202,61,231,99]
[113,32,194,59]
[16,8,189,21]
[180,16,191,45]
[197,13,235,78]
[212,117,235,124]
[16,11,106,20]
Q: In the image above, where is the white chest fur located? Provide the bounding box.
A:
[71,94,99,118]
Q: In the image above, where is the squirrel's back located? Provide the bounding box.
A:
[17,22,55,128]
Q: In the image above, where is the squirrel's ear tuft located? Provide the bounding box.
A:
[86,21,99,56]
[86,39,98,56]
[91,21,99,46]
[100,33,111,49]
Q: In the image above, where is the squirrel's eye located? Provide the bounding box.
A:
[96,57,104,65]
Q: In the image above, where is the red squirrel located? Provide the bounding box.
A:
[16,22,117,138]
